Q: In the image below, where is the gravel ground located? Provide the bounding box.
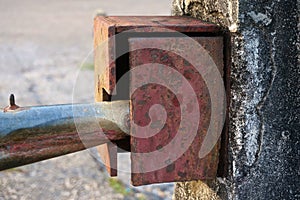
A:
[0,1,174,199]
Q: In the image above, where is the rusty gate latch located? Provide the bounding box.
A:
[0,16,229,186]
[94,16,229,186]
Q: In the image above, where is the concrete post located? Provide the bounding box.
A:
[172,0,299,199]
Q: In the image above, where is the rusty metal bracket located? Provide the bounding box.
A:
[94,16,229,186]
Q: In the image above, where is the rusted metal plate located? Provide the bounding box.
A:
[94,16,223,99]
[106,16,222,33]
[93,16,226,184]
[129,37,223,186]
[97,143,118,176]
[94,17,117,176]
[217,33,231,178]
[94,16,116,102]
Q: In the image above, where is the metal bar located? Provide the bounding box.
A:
[0,100,130,170]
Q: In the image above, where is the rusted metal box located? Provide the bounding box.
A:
[94,16,228,186]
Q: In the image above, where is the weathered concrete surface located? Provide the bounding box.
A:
[229,1,299,199]
[172,0,238,31]
[174,180,221,200]
[173,0,299,199]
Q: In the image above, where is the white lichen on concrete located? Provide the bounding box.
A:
[243,30,262,166]
[237,29,263,167]
[247,11,272,26]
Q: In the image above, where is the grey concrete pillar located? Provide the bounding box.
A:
[172,0,299,199]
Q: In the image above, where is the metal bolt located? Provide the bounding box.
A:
[9,94,16,106]
[3,94,20,112]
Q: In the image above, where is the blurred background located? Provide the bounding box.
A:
[0,0,174,199]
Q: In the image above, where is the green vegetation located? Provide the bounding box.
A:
[108,178,131,196]
[108,178,147,199]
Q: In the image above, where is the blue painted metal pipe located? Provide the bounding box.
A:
[0,100,130,170]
